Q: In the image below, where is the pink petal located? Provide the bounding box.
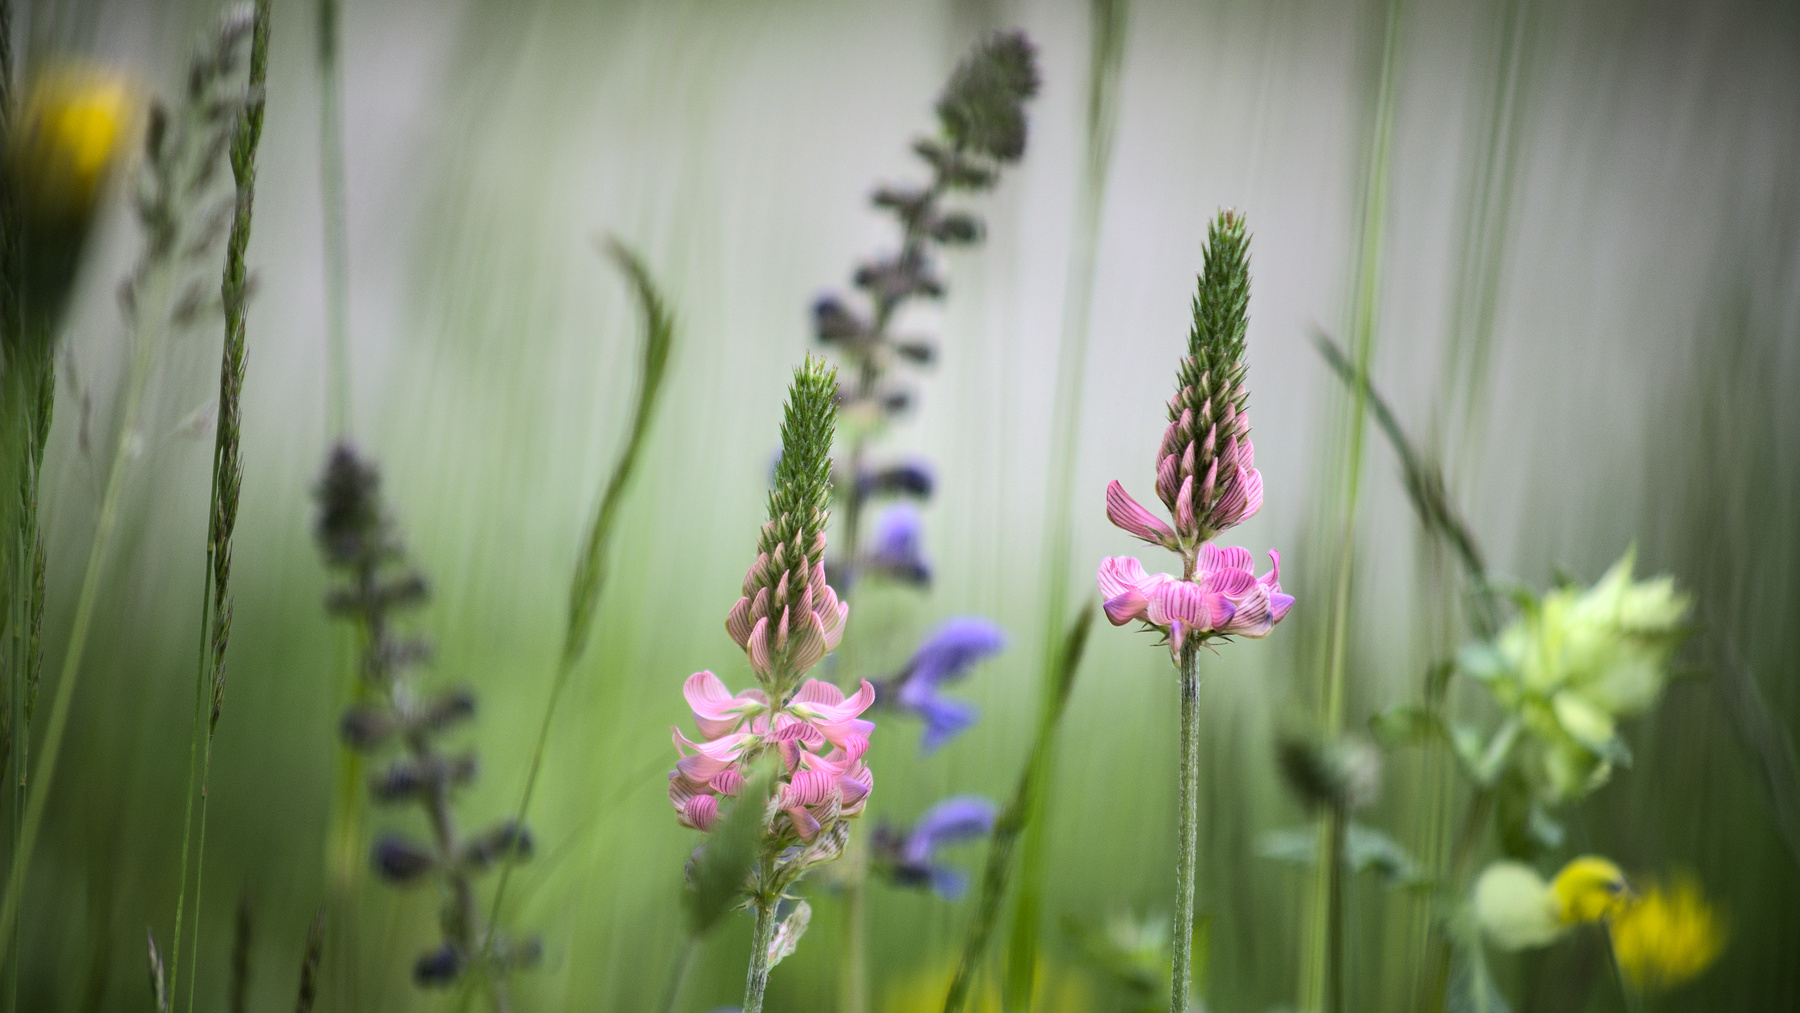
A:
[1259,548,1283,589]
[746,616,772,676]
[785,806,821,841]
[1096,556,1151,600]
[711,768,745,796]
[1200,543,1254,574]
[1269,591,1296,624]
[683,671,760,739]
[1156,454,1181,507]
[681,794,720,831]
[725,597,754,649]
[791,679,844,708]
[1205,566,1258,598]
[1105,481,1178,548]
[1176,474,1195,533]
[782,769,836,808]
[1103,590,1148,626]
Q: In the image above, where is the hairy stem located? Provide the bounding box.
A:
[1170,642,1200,1013]
[741,896,779,1013]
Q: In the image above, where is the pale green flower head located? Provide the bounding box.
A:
[1461,548,1690,803]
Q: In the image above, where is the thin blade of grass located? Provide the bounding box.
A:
[481,236,676,948]
[944,603,1094,1013]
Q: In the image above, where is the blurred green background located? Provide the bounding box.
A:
[11,0,1800,1009]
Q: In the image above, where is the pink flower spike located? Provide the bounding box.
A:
[1105,481,1178,549]
[682,670,765,739]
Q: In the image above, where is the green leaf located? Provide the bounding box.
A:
[1257,823,1431,889]
[1370,704,1444,748]
[684,769,771,938]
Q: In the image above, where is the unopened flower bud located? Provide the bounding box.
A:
[372,835,435,884]
[412,943,463,987]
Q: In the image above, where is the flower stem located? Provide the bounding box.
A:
[656,935,697,1013]
[0,272,164,961]
[1170,641,1201,1013]
[742,896,779,1013]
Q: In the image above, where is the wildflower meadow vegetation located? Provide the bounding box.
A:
[1,1,1797,1011]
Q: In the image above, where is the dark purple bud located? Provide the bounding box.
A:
[859,460,935,501]
[313,443,385,567]
[812,296,866,343]
[339,706,395,751]
[368,760,425,804]
[412,943,463,987]
[891,340,936,365]
[880,389,911,415]
[372,835,435,884]
[461,821,534,870]
[421,688,477,732]
[928,212,983,245]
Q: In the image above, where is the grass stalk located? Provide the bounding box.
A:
[943,604,1092,1013]
[478,237,672,950]
[655,935,697,1013]
[172,4,270,1008]
[0,269,164,961]
[317,0,352,438]
[1007,2,1127,1000]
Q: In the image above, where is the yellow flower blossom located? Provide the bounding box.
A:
[1610,872,1726,995]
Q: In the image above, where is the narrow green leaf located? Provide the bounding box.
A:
[685,768,772,938]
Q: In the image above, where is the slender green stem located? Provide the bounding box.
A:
[0,281,163,960]
[318,0,352,438]
[1008,6,1128,1000]
[1170,641,1201,1013]
[741,896,779,1013]
[1324,806,1347,1013]
[166,569,214,1009]
[656,935,697,1013]
[943,606,1092,1013]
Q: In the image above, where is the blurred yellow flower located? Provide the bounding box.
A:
[10,68,132,224]
[1611,872,1726,995]
[7,66,134,330]
[882,959,1093,1013]
[1473,855,1630,951]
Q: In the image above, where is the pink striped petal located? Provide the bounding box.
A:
[1105,481,1178,548]
[1200,543,1254,575]
[681,794,720,831]
[1269,591,1296,624]
[1156,454,1181,508]
[683,671,763,739]
[1103,590,1149,626]
[725,597,754,649]
[1096,555,1152,600]
[746,616,772,676]
[1259,548,1283,589]
[785,806,821,841]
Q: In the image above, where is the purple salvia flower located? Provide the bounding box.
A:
[882,617,1006,752]
[871,795,997,900]
[863,503,931,586]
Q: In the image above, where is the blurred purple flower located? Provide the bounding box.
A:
[872,795,997,899]
[864,504,931,585]
[883,617,1005,752]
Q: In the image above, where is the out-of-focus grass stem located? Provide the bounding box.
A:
[943,604,1092,1013]
[479,238,672,959]
[317,0,351,438]
[1308,1,1403,1010]
[1008,3,1126,1002]
[655,935,697,1013]
[0,266,166,961]
[172,4,270,1009]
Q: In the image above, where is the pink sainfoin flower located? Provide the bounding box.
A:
[666,357,872,871]
[1099,211,1293,656]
